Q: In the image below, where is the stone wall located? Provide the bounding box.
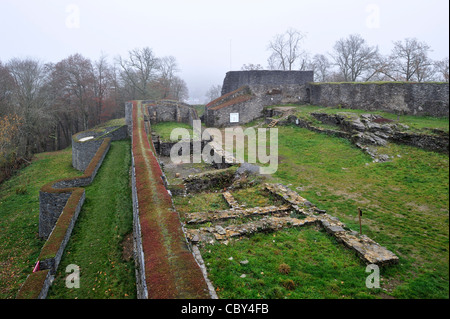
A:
[221,70,314,95]
[39,139,111,239]
[18,136,113,299]
[72,125,128,171]
[125,101,133,136]
[205,84,311,127]
[130,153,148,299]
[309,82,449,117]
[211,72,448,128]
[204,70,314,127]
[143,99,199,126]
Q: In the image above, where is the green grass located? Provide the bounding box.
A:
[0,148,83,299]
[193,105,205,117]
[272,125,449,298]
[177,123,449,299]
[151,121,198,142]
[46,140,135,299]
[201,226,378,299]
[175,192,230,215]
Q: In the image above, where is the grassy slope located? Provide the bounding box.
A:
[0,149,83,299]
[188,124,448,299]
[46,140,135,299]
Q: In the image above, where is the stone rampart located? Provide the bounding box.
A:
[309,82,449,117]
[144,99,199,126]
[18,120,129,299]
[221,70,314,95]
[72,125,128,171]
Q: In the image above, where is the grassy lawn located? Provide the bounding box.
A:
[271,126,448,297]
[151,121,199,142]
[47,140,135,299]
[201,226,378,299]
[0,148,83,299]
[175,123,449,299]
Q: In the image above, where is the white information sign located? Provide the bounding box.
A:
[230,113,239,123]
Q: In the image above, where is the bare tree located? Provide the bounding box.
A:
[118,47,160,99]
[388,38,433,82]
[434,57,449,82]
[94,54,120,122]
[267,28,306,71]
[169,76,189,102]
[311,54,332,82]
[93,54,108,125]
[205,84,222,102]
[331,34,379,81]
[157,55,181,99]
[0,61,16,116]
[7,58,52,156]
[53,54,96,131]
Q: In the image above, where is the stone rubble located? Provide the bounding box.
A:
[222,191,240,209]
[185,183,399,267]
[185,204,292,224]
[185,215,318,244]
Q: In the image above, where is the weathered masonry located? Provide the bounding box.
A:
[142,99,199,126]
[205,70,449,127]
[17,122,128,299]
[205,70,314,127]
[126,101,212,299]
[221,70,314,95]
[309,82,449,117]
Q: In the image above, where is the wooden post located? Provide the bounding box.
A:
[358,208,362,235]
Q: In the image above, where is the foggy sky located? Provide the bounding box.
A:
[1,0,449,103]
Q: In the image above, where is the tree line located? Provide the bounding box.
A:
[0,47,188,182]
[243,29,449,83]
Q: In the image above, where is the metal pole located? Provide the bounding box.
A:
[358,208,362,235]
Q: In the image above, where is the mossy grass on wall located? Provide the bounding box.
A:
[16,137,112,298]
[132,101,210,299]
[46,140,135,299]
[72,118,126,143]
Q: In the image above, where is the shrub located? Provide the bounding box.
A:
[282,279,296,291]
[278,263,291,274]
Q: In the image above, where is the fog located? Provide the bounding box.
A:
[1,0,448,103]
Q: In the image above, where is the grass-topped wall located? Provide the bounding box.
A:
[16,132,114,299]
[131,101,210,299]
[72,122,127,171]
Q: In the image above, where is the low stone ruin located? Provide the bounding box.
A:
[184,183,399,267]
[266,109,448,161]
